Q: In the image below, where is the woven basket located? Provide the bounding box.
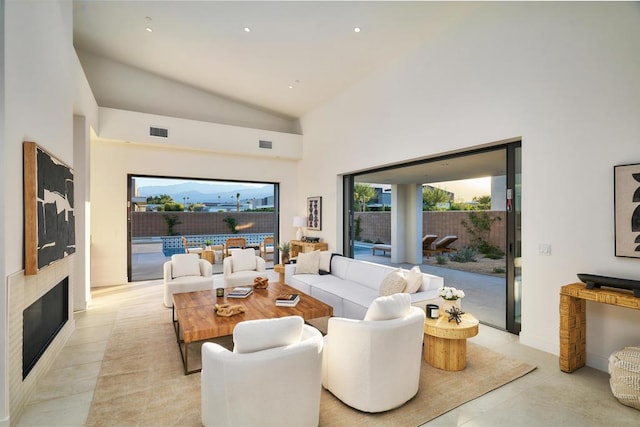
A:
[608,346,640,410]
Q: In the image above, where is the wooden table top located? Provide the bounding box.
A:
[172,282,333,343]
[424,313,479,340]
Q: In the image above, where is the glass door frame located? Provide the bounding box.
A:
[506,143,522,334]
[342,141,522,334]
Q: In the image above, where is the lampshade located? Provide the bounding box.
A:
[292,216,307,227]
[293,216,307,240]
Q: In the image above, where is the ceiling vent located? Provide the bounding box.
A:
[149,126,168,138]
[259,140,273,149]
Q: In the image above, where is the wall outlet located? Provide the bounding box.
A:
[538,243,551,256]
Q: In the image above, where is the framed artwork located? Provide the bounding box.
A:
[614,163,640,258]
[24,141,76,275]
[307,196,322,231]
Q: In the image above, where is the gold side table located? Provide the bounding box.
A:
[424,313,479,371]
[201,250,215,265]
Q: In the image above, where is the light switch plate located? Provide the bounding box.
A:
[538,244,551,256]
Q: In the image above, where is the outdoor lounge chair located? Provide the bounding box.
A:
[435,235,458,253]
[424,235,458,257]
[421,234,438,257]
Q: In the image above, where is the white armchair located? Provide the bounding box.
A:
[201,316,324,427]
[223,248,266,287]
[321,293,426,413]
[163,254,213,307]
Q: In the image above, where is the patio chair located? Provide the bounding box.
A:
[421,234,438,257]
[223,237,247,258]
[259,236,274,262]
[182,236,204,256]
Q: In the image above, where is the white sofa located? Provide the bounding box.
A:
[284,254,444,319]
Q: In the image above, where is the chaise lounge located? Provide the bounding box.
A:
[424,235,458,257]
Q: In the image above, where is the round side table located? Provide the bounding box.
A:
[423,313,479,371]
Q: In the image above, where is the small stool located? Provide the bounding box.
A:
[608,346,640,410]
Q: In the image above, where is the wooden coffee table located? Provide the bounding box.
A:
[172,281,333,374]
[423,313,479,371]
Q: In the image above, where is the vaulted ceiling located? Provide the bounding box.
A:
[73,1,478,119]
[73,1,505,186]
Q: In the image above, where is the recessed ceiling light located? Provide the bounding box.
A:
[244,27,251,33]
[146,27,153,33]
[354,27,361,33]
[288,85,294,89]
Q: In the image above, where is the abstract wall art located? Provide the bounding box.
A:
[307,196,322,231]
[23,141,76,275]
[614,162,640,258]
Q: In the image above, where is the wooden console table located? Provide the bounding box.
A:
[559,283,640,373]
[290,240,328,258]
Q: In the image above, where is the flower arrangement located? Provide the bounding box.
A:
[438,286,465,301]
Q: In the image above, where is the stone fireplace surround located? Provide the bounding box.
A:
[7,256,75,423]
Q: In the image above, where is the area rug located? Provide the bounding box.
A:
[86,293,536,426]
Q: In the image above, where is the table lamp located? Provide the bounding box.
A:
[293,216,307,240]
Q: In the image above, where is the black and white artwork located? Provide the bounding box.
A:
[614,163,640,258]
[307,196,322,231]
[24,142,75,275]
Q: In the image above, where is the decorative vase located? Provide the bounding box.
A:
[440,299,461,317]
[281,254,290,265]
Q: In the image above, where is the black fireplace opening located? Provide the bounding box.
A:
[23,277,69,379]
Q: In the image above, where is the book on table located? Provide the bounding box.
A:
[227,287,254,298]
[275,293,300,307]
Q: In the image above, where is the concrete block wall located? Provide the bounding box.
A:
[355,211,506,252]
[131,211,276,237]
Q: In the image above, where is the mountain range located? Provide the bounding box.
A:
[136,181,274,204]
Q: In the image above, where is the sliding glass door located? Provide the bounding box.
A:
[343,141,522,334]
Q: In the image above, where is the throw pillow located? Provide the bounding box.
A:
[404,266,423,293]
[231,248,257,272]
[378,268,407,296]
[295,250,320,274]
[364,293,411,321]
[319,250,332,274]
[233,316,303,353]
[171,254,201,278]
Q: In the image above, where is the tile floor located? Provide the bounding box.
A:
[16,278,640,426]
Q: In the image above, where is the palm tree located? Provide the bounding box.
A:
[354,183,376,212]
[236,193,241,212]
[423,186,451,211]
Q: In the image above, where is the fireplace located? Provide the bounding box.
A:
[22,277,69,379]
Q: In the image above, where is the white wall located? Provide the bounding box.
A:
[99,107,302,160]
[90,123,301,285]
[0,0,7,423]
[299,2,640,371]
[1,1,84,423]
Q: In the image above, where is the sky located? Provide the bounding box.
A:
[135,176,492,202]
[135,177,265,188]
[432,177,492,202]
